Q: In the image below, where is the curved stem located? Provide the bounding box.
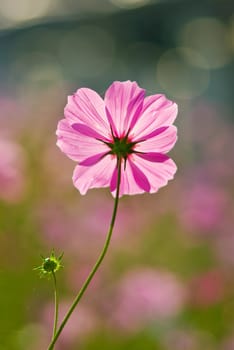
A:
[47,158,122,350]
[52,271,59,338]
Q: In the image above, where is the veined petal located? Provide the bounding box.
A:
[134,125,177,154]
[129,161,151,192]
[132,153,177,193]
[104,81,145,137]
[56,119,109,162]
[72,155,117,195]
[111,158,148,197]
[72,123,111,142]
[65,88,111,138]
[136,152,170,162]
[79,152,109,166]
[130,94,178,139]
[134,126,169,143]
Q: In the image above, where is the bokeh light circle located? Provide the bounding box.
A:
[156,47,210,99]
[109,0,150,9]
[9,52,63,91]
[178,17,232,69]
[0,0,51,23]
[229,14,234,53]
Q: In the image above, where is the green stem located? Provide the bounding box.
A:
[52,271,59,338]
[47,158,122,350]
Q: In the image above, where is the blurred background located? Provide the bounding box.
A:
[0,0,234,349]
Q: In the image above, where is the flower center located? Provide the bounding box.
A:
[109,136,136,159]
[43,258,59,273]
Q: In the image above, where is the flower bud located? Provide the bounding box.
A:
[34,250,63,277]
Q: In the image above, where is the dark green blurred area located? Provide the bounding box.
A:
[0,0,234,349]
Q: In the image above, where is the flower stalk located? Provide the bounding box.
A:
[47,157,122,350]
[52,271,58,338]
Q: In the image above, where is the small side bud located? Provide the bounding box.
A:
[34,250,63,278]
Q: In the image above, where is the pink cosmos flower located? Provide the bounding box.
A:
[56,81,177,196]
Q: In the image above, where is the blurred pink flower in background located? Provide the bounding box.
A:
[214,230,234,267]
[56,80,178,196]
[78,194,153,243]
[43,139,75,192]
[163,329,216,350]
[222,335,234,350]
[181,100,234,184]
[184,101,233,157]
[189,269,226,307]
[0,137,26,202]
[111,268,186,332]
[35,202,81,252]
[162,329,200,350]
[36,192,152,260]
[41,300,98,349]
[67,262,104,296]
[178,182,228,234]
[186,101,225,144]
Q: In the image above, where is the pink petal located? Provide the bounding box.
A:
[79,153,108,166]
[72,154,117,195]
[136,152,169,162]
[64,88,111,138]
[129,161,151,192]
[134,125,177,154]
[110,159,151,194]
[72,123,110,142]
[111,158,148,197]
[130,94,178,140]
[132,153,177,193]
[56,119,109,162]
[134,126,169,142]
[104,81,145,137]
